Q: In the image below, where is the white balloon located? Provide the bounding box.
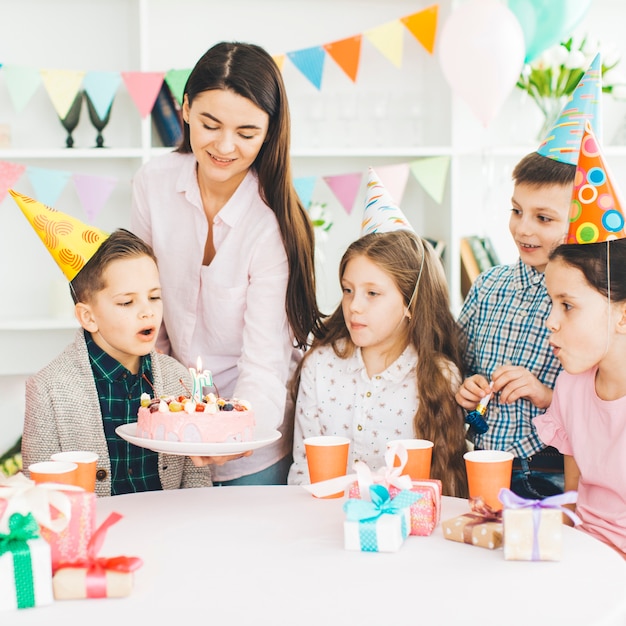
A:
[438,0,525,127]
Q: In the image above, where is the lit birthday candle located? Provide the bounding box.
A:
[189,357,214,402]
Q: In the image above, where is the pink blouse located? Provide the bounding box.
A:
[131,152,299,481]
[534,368,626,556]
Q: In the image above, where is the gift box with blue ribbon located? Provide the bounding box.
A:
[343,484,421,553]
[0,512,54,611]
[499,488,581,561]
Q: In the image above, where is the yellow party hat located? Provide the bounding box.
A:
[567,121,626,244]
[10,189,109,281]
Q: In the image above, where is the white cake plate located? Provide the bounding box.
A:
[115,423,282,456]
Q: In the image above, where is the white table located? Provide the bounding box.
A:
[11,486,626,625]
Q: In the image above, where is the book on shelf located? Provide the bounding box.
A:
[151,82,183,148]
[460,235,498,298]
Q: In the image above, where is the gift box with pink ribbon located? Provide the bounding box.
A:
[441,497,503,550]
[344,484,422,553]
[53,512,143,599]
[498,488,580,561]
[0,472,96,571]
[305,442,442,536]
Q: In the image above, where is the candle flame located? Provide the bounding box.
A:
[196,356,202,371]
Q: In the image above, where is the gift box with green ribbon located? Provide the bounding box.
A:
[0,512,53,611]
[343,484,422,553]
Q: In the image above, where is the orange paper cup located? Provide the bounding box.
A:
[464,450,514,510]
[388,439,433,479]
[304,436,350,499]
[51,451,98,492]
[29,460,79,486]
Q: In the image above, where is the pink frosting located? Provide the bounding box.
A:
[137,407,255,443]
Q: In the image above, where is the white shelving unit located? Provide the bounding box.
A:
[2,0,626,454]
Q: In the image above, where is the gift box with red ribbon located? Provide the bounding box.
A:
[53,512,143,599]
[441,497,503,550]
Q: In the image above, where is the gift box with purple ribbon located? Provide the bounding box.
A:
[344,484,422,553]
[499,488,581,561]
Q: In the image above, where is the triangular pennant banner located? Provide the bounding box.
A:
[287,46,326,90]
[294,176,317,208]
[323,35,362,83]
[272,54,286,72]
[0,161,27,202]
[27,166,72,207]
[82,70,122,120]
[164,68,192,106]
[364,20,405,68]
[409,156,450,204]
[39,69,86,119]
[373,163,410,205]
[73,173,118,223]
[401,5,439,55]
[121,71,165,118]
[322,172,363,215]
[3,65,42,113]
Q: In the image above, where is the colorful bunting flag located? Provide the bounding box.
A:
[401,5,439,55]
[27,166,72,207]
[294,176,317,208]
[39,69,85,119]
[373,163,410,205]
[72,174,117,223]
[323,35,362,83]
[164,68,192,106]
[0,161,27,202]
[272,54,286,72]
[3,65,42,113]
[409,156,450,204]
[121,71,165,118]
[364,20,405,68]
[287,46,327,90]
[82,71,122,120]
[322,172,362,214]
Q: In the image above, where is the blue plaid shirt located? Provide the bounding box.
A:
[85,331,162,495]
[457,259,562,458]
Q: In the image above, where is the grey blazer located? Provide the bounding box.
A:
[22,330,212,496]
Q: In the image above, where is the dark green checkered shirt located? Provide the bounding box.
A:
[85,330,162,495]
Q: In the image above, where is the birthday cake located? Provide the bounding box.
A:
[137,394,255,443]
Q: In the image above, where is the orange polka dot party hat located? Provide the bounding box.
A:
[10,189,109,281]
[568,121,626,244]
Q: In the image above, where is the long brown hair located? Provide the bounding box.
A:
[295,231,468,496]
[178,41,324,348]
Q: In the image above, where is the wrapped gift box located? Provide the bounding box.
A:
[441,498,503,550]
[51,512,142,600]
[498,488,580,562]
[343,484,420,553]
[38,490,97,571]
[0,513,54,611]
[502,508,563,561]
[53,567,134,599]
[350,479,442,537]
[344,511,411,553]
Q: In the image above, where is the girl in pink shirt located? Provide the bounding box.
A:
[536,239,626,557]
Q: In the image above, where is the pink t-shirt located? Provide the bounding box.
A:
[534,368,626,555]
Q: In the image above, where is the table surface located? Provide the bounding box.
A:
[11,486,626,625]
